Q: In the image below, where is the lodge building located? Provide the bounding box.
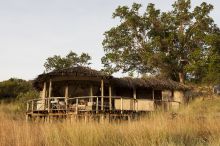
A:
[26,66,189,121]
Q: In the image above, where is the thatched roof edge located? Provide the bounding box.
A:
[110,77,189,90]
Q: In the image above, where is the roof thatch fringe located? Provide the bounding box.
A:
[111,77,189,90]
[46,66,108,77]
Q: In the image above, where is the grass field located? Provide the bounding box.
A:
[0,96,220,146]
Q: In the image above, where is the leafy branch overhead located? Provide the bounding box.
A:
[44,51,91,72]
[102,0,220,83]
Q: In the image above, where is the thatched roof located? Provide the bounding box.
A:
[43,66,108,78]
[33,66,189,91]
[33,66,110,89]
[111,77,189,90]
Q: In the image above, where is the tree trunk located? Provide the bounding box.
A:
[178,72,185,84]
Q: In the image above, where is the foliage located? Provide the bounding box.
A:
[16,90,39,111]
[203,33,220,84]
[44,51,91,72]
[0,78,33,100]
[102,0,219,83]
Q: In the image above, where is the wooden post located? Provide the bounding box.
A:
[26,102,29,112]
[152,89,155,110]
[26,102,29,121]
[120,97,123,114]
[25,115,29,122]
[109,85,112,111]
[42,81,49,109]
[47,80,51,113]
[128,115,131,123]
[96,97,99,113]
[133,88,137,111]
[161,93,164,111]
[42,82,47,110]
[133,88,136,99]
[49,80,52,98]
[85,115,88,123]
[31,100,34,113]
[65,84,69,98]
[89,85,93,102]
[48,80,52,114]
[42,82,47,99]
[100,114,104,123]
[65,84,69,112]
[48,98,50,113]
[152,89,154,100]
[101,79,104,111]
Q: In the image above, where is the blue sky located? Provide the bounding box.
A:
[0,0,219,81]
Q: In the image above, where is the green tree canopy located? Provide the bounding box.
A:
[44,51,92,72]
[203,32,220,84]
[0,78,33,99]
[102,0,219,83]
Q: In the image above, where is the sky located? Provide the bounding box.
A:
[0,0,219,81]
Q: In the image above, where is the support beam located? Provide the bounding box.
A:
[42,82,47,99]
[65,84,69,111]
[133,88,137,111]
[96,97,99,113]
[26,102,29,112]
[133,88,136,99]
[65,84,69,98]
[152,89,154,100]
[48,80,52,113]
[42,81,47,111]
[89,85,93,102]
[48,80,52,97]
[31,100,34,113]
[101,79,104,111]
[152,89,155,111]
[109,85,112,111]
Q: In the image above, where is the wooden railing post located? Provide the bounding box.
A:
[66,99,68,113]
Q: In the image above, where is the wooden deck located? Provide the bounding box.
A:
[26,96,181,121]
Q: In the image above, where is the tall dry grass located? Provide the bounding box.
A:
[0,98,220,146]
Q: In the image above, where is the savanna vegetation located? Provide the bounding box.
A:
[0,0,219,146]
[0,78,39,110]
[0,94,220,146]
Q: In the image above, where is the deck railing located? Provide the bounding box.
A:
[26,96,181,114]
